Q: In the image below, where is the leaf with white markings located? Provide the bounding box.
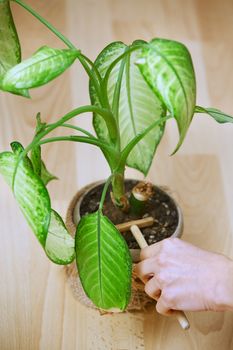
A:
[0,0,29,97]
[2,46,79,92]
[0,142,74,264]
[40,161,58,186]
[0,142,51,245]
[136,38,196,153]
[90,41,166,175]
[45,210,75,264]
[30,113,57,185]
[195,106,233,124]
[30,147,58,185]
[30,145,42,176]
[75,211,132,311]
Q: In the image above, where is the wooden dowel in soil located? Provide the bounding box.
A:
[116,216,154,233]
[130,224,190,331]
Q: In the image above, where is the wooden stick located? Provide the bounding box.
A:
[116,216,154,233]
[130,224,190,331]
[130,224,149,249]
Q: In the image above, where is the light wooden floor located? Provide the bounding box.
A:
[0,0,233,349]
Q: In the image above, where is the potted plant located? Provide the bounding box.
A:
[0,0,232,313]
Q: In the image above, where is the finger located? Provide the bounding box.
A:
[156,294,174,316]
[140,241,162,261]
[144,276,161,300]
[135,259,159,283]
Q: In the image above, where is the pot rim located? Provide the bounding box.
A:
[67,179,184,248]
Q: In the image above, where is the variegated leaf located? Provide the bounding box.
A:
[2,46,79,91]
[0,142,74,264]
[45,210,75,265]
[0,0,20,79]
[75,211,132,311]
[136,38,196,153]
[0,0,29,97]
[0,143,50,245]
[40,161,58,186]
[30,147,57,185]
[30,113,57,185]
[30,146,42,176]
[90,41,166,175]
[195,106,233,124]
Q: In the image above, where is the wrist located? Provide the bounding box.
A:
[214,257,233,311]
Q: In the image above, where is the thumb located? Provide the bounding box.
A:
[156,295,174,316]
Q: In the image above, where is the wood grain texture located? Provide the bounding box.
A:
[0,0,233,349]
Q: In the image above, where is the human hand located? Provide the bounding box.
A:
[135,238,233,315]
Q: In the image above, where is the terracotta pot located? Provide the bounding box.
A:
[65,179,183,312]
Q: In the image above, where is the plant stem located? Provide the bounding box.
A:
[112,55,126,119]
[109,116,171,209]
[33,106,115,149]
[101,44,146,118]
[11,105,118,190]
[129,181,154,216]
[118,115,171,170]
[111,55,127,151]
[99,175,113,212]
[38,135,110,149]
[79,53,102,83]
[42,105,117,142]
[38,136,119,175]
[125,51,137,145]
[50,105,117,142]
[111,172,129,211]
[77,54,104,106]
[103,44,145,89]
[12,0,103,105]
[58,123,96,138]
[12,0,76,50]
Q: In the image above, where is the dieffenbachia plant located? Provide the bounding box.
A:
[0,0,232,311]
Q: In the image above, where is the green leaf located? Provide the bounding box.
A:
[41,160,58,186]
[195,106,233,124]
[9,88,30,98]
[30,147,57,186]
[0,143,51,246]
[45,210,75,264]
[0,0,29,97]
[90,41,166,175]
[75,211,132,311]
[30,113,57,184]
[29,145,58,186]
[0,0,21,78]
[2,46,79,91]
[35,112,47,133]
[136,38,196,153]
[30,146,42,176]
[119,115,171,169]
[0,142,74,264]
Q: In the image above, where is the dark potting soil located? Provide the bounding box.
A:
[79,180,179,249]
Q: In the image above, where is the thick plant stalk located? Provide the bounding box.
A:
[111,173,129,211]
[129,181,154,215]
